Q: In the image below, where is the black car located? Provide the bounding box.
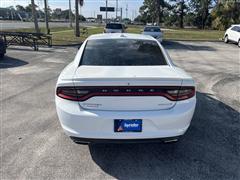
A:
[0,38,6,58]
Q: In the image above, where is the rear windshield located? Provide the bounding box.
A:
[106,23,123,29]
[80,39,167,66]
[144,27,161,32]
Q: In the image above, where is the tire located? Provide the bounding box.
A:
[224,35,229,43]
[238,39,240,48]
[0,53,4,58]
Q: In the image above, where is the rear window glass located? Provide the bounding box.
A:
[106,23,123,29]
[80,39,167,66]
[144,27,161,32]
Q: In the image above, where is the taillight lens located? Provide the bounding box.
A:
[56,87,89,101]
[167,86,195,101]
[177,87,195,100]
[56,86,195,101]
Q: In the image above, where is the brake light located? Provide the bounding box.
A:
[167,86,195,101]
[177,87,195,100]
[56,87,89,101]
[56,86,195,101]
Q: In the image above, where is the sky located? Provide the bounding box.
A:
[1,0,144,19]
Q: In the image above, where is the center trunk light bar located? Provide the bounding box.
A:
[57,86,195,102]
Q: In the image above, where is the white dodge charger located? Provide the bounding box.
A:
[55,33,196,144]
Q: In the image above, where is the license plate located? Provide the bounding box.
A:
[114,119,142,132]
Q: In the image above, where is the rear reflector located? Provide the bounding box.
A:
[56,86,195,101]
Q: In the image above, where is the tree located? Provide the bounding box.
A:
[75,0,84,37]
[138,0,169,25]
[16,5,25,12]
[190,0,213,29]
[31,0,40,33]
[211,2,240,30]
[75,0,80,37]
[171,0,189,28]
[25,4,33,13]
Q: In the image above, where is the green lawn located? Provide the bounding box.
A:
[3,25,225,45]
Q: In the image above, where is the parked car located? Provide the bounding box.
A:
[55,33,196,144]
[0,38,6,58]
[142,26,163,42]
[104,23,126,33]
[224,24,240,47]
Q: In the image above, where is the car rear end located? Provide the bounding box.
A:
[142,26,163,42]
[104,23,124,33]
[55,35,196,144]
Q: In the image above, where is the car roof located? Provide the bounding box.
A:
[144,26,161,28]
[107,22,122,24]
[87,33,156,41]
[231,24,240,27]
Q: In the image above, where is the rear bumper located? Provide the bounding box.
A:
[56,96,196,140]
[70,136,180,144]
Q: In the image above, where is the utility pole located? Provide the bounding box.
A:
[75,0,80,37]
[44,0,50,34]
[31,0,40,33]
[105,0,108,23]
[69,0,73,28]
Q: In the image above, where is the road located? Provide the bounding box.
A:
[0,20,97,30]
[1,41,239,179]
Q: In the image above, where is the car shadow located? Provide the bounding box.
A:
[0,56,28,68]
[89,92,239,179]
[162,40,217,51]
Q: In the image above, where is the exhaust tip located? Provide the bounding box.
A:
[164,138,179,143]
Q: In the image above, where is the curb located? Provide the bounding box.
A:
[51,39,223,47]
[164,39,223,42]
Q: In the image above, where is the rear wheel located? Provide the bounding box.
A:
[238,39,240,48]
[224,35,229,43]
[0,53,4,58]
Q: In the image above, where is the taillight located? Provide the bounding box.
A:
[167,86,195,101]
[56,87,89,101]
[56,86,195,101]
[177,87,195,100]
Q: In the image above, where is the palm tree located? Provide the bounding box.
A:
[75,0,84,37]
[31,0,40,33]
[69,0,73,28]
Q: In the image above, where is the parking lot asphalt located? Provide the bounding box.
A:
[1,41,239,179]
